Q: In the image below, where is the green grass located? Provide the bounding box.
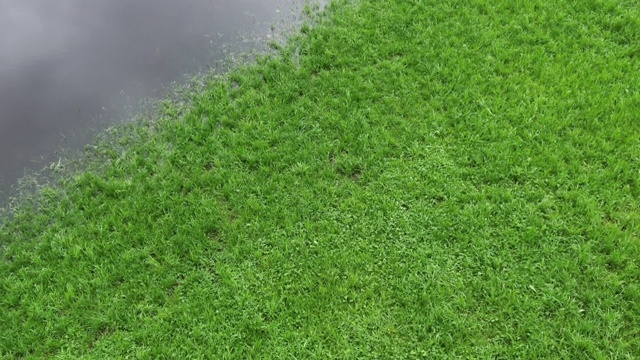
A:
[1,0,639,358]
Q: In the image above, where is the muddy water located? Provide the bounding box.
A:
[0,0,315,199]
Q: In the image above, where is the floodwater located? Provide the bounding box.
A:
[0,0,314,199]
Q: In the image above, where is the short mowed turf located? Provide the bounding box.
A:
[1,0,639,358]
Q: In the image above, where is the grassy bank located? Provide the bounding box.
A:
[1,0,639,357]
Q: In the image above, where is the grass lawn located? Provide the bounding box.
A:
[1,0,639,358]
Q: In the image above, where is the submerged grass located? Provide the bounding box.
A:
[1,0,639,358]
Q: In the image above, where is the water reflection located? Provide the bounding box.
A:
[0,0,308,196]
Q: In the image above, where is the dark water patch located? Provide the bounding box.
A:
[0,0,321,200]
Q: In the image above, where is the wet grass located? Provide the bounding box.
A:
[1,0,640,358]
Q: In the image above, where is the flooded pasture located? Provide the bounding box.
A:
[0,0,314,199]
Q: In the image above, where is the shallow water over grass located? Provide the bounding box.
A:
[0,0,311,197]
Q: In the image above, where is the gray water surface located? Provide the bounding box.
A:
[0,0,312,199]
